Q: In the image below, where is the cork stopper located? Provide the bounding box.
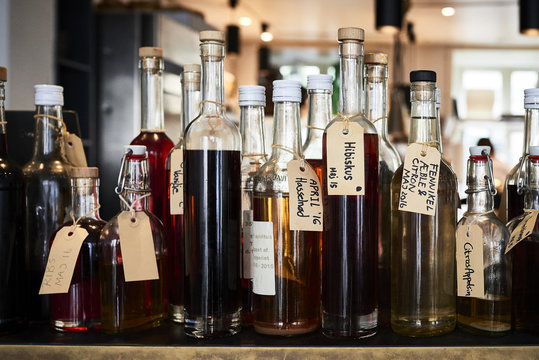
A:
[338,27,365,41]
[183,63,201,73]
[0,67,6,82]
[200,30,226,43]
[139,47,163,58]
[71,167,99,178]
[365,53,388,65]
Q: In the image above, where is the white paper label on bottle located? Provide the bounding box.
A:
[118,211,159,282]
[456,225,485,299]
[505,210,539,254]
[251,221,275,296]
[398,143,441,216]
[242,210,254,279]
[64,132,88,167]
[39,226,89,295]
[326,120,365,196]
[169,148,184,215]
[287,159,323,232]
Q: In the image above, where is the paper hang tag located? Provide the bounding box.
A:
[242,210,254,279]
[64,132,88,167]
[287,159,323,232]
[398,143,441,216]
[505,210,539,254]
[39,226,89,295]
[118,211,159,282]
[326,120,365,196]
[456,224,485,299]
[169,149,184,215]
[252,221,276,296]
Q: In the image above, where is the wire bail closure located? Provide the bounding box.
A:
[483,149,498,196]
[115,149,132,195]
[516,153,528,195]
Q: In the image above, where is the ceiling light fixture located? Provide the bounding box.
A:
[520,0,539,36]
[260,23,273,42]
[239,16,252,26]
[375,0,403,34]
[441,7,455,16]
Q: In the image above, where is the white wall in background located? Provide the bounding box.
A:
[0,0,8,74]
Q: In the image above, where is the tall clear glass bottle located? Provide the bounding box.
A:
[239,85,267,325]
[50,167,105,332]
[507,145,539,333]
[364,53,401,327]
[505,88,539,223]
[99,145,166,333]
[253,80,320,336]
[183,31,242,338]
[165,63,201,324]
[131,47,174,222]
[456,146,511,336]
[23,85,71,321]
[0,67,26,331]
[391,70,458,337]
[321,27,379,339]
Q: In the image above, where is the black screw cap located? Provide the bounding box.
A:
[410,70,436,82]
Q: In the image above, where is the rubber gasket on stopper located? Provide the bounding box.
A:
[0,67,6,82]
[469,146,490,156]
[410,70,436,83]
[124,145,146,156]
[200,30,226,43]
[365,53,388,65]
[338,27,365,41]
[139,47,163,58]
[71,167,99,179]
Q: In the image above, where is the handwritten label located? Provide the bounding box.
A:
[456,225,484,298]
[64,132,88,167]
[326,120,365,196]
[252,221,275,296]
[118,211,159,282]
[287,160,323,232]
[242,210,254,279]
[169,148,184,215]
[398,143,441,216]
[39,227,89,295]
[506,210,539,254]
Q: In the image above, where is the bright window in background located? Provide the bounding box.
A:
[510,71,539,115]
[279,65,320,87]
[461,70,503,119]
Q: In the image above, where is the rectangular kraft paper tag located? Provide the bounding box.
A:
[456,224,485,299]
[169,148,184,215]
[287,159,323,232]
[252,221,276,296]
[242,210,254,279]
[505,210,539,254]
[64,132,88,167]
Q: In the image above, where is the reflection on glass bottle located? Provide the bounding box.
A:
[391,71,458,337]
[50,167,105,332]
[253,80,320,336]
[183,31,241,338]
[23,85,71,322]
[456,146,511,336]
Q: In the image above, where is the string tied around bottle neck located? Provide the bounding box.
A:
[198,100,225,132]
[271,144,305,169]
[68,204,101,234]
[337,112,365,133]
[243,153,267,162]
[370,115,388,124]
[413,141,440,157]
[306,125,326,132]
[118,193,151,221]
[34,114,67,133]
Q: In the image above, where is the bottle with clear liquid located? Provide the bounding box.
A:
[505,88,539,223]
[239,85,267,325]
[165,63,201,324]
[50,167,105,332]
[391,70,458,337]
[23,85,71,321]
[183,31,242,338]
[456,146,511,336]
[253,80,320,336]
[364,53,401,328]
[131,47,174,222]
[0,67,26,331]
[99,145,166,333]
[321,27,379,339]
[507,145,539,333]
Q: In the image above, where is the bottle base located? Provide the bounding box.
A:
[184,309,241,339]
[101,315,164,334]
[254,320,319,337]
[391,317,455,337]
[457,320,510,337]
[322,311,377,339]
[168,304,184,323]
[52,319,101,332]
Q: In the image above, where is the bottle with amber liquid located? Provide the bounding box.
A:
[456,146,511,336]
[165,63,201,324]
[99,145,166,333]
[49,167,105,332]
[183,31,241,338]
[23,85,71,321]
[239,85,267,325]
[253,80,320,336]
[321,27,379,339]
[0,67,26,331]
[391,70,458,337]
[507,145,539,333]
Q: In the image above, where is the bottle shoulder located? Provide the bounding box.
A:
[253,158,289,194]
[22,158,71,178]
[184,114,241,151]
[458,213,510,235]
[326,114,377,135]
[131,131,174,151]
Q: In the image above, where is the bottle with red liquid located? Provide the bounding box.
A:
[165,63,201,324]
[50,167,105,331]
[321,27,379,339]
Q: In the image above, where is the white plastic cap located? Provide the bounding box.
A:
[34,85,63,106]
[124,145,146,155]
[436,88,441,109]
[469,146,490,156]
[239,85,265,106]
[524,88,539,109]
[272,80,301,103]
[307,74,333,91]
[530,146,539,156]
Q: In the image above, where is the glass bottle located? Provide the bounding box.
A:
[183,30,242,338]
[321,27,379,339]
[364,53,401,328]
[164,63,201,324]
[253,80,320,336]
[50,167,105,332]
[505,88,539,223]
[23,85,71,321]
[507,145,539,333]
[131,47,174,222]
[239,85,267,325]
[0,67,26,331]
[99,145,166,333]
[456,146,511,336]
[391,70,458,337]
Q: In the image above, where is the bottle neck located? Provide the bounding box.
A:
[524,108,539,155]
[408,82,440,150]
[365,64,388,137]
[181,73,201,138]
[240,105,266,162]
[119,154,150,212]
[140,56,165,131]
[71,178,101,220]
[33,104,65,159]
[524,157,539,210]
[0,81,7,155]
[270,101,303,162]
[201,43,225,115]
[466,156,493,213]
[339,41,363,116]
